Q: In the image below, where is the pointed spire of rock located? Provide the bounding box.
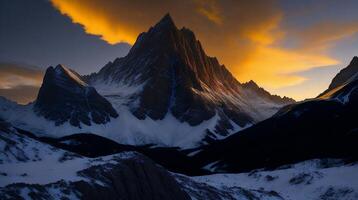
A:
[155,13,176,28]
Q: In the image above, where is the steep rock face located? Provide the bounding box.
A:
[194,57,358,173]
[87,14,293,138]
[318,56,358,99]
[34,65,118,127]
[328,56,358,90]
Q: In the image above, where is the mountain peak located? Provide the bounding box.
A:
[54,64,66,70]
[350,56,358,65]
[155,13,176,29]
[51,64,87,87]
[35,65,118,127]
[88,13,294,138]
[327,56,358,90]
[243,80,259,88]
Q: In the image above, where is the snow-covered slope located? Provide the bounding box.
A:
[0,119,285,200]
[0,119,286,200]
[189,159,358,200]
[0,97,220,148]
[0,119,193,200]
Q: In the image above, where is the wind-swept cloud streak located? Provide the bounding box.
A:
[50,0,358,99]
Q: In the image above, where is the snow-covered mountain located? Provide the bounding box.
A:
[34,64,118,127]
[85,14,293,144]
[0,14,293,148]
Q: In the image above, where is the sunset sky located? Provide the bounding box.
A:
[1,0,358,103]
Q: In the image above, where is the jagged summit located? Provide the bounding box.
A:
[155,13,176,29]
[34,65,118,127]
[84,14,294,144]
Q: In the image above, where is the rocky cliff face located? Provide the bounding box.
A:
[328,56,358,90]
[316,57,358,103]
[34,64,118,127]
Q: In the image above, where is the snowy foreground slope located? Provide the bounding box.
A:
[1,118,357,199]
[0,119,286,200]
[0,119,189,199]
[188,159,358,200]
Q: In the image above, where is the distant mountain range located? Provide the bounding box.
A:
[0,14,293,149]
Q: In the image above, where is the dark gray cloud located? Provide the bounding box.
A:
[0,0,131,74]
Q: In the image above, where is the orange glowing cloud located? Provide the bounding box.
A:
[238,46,338,88]
[50,0,355,99]
[234,16,339,89]
[50,0,139,44]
